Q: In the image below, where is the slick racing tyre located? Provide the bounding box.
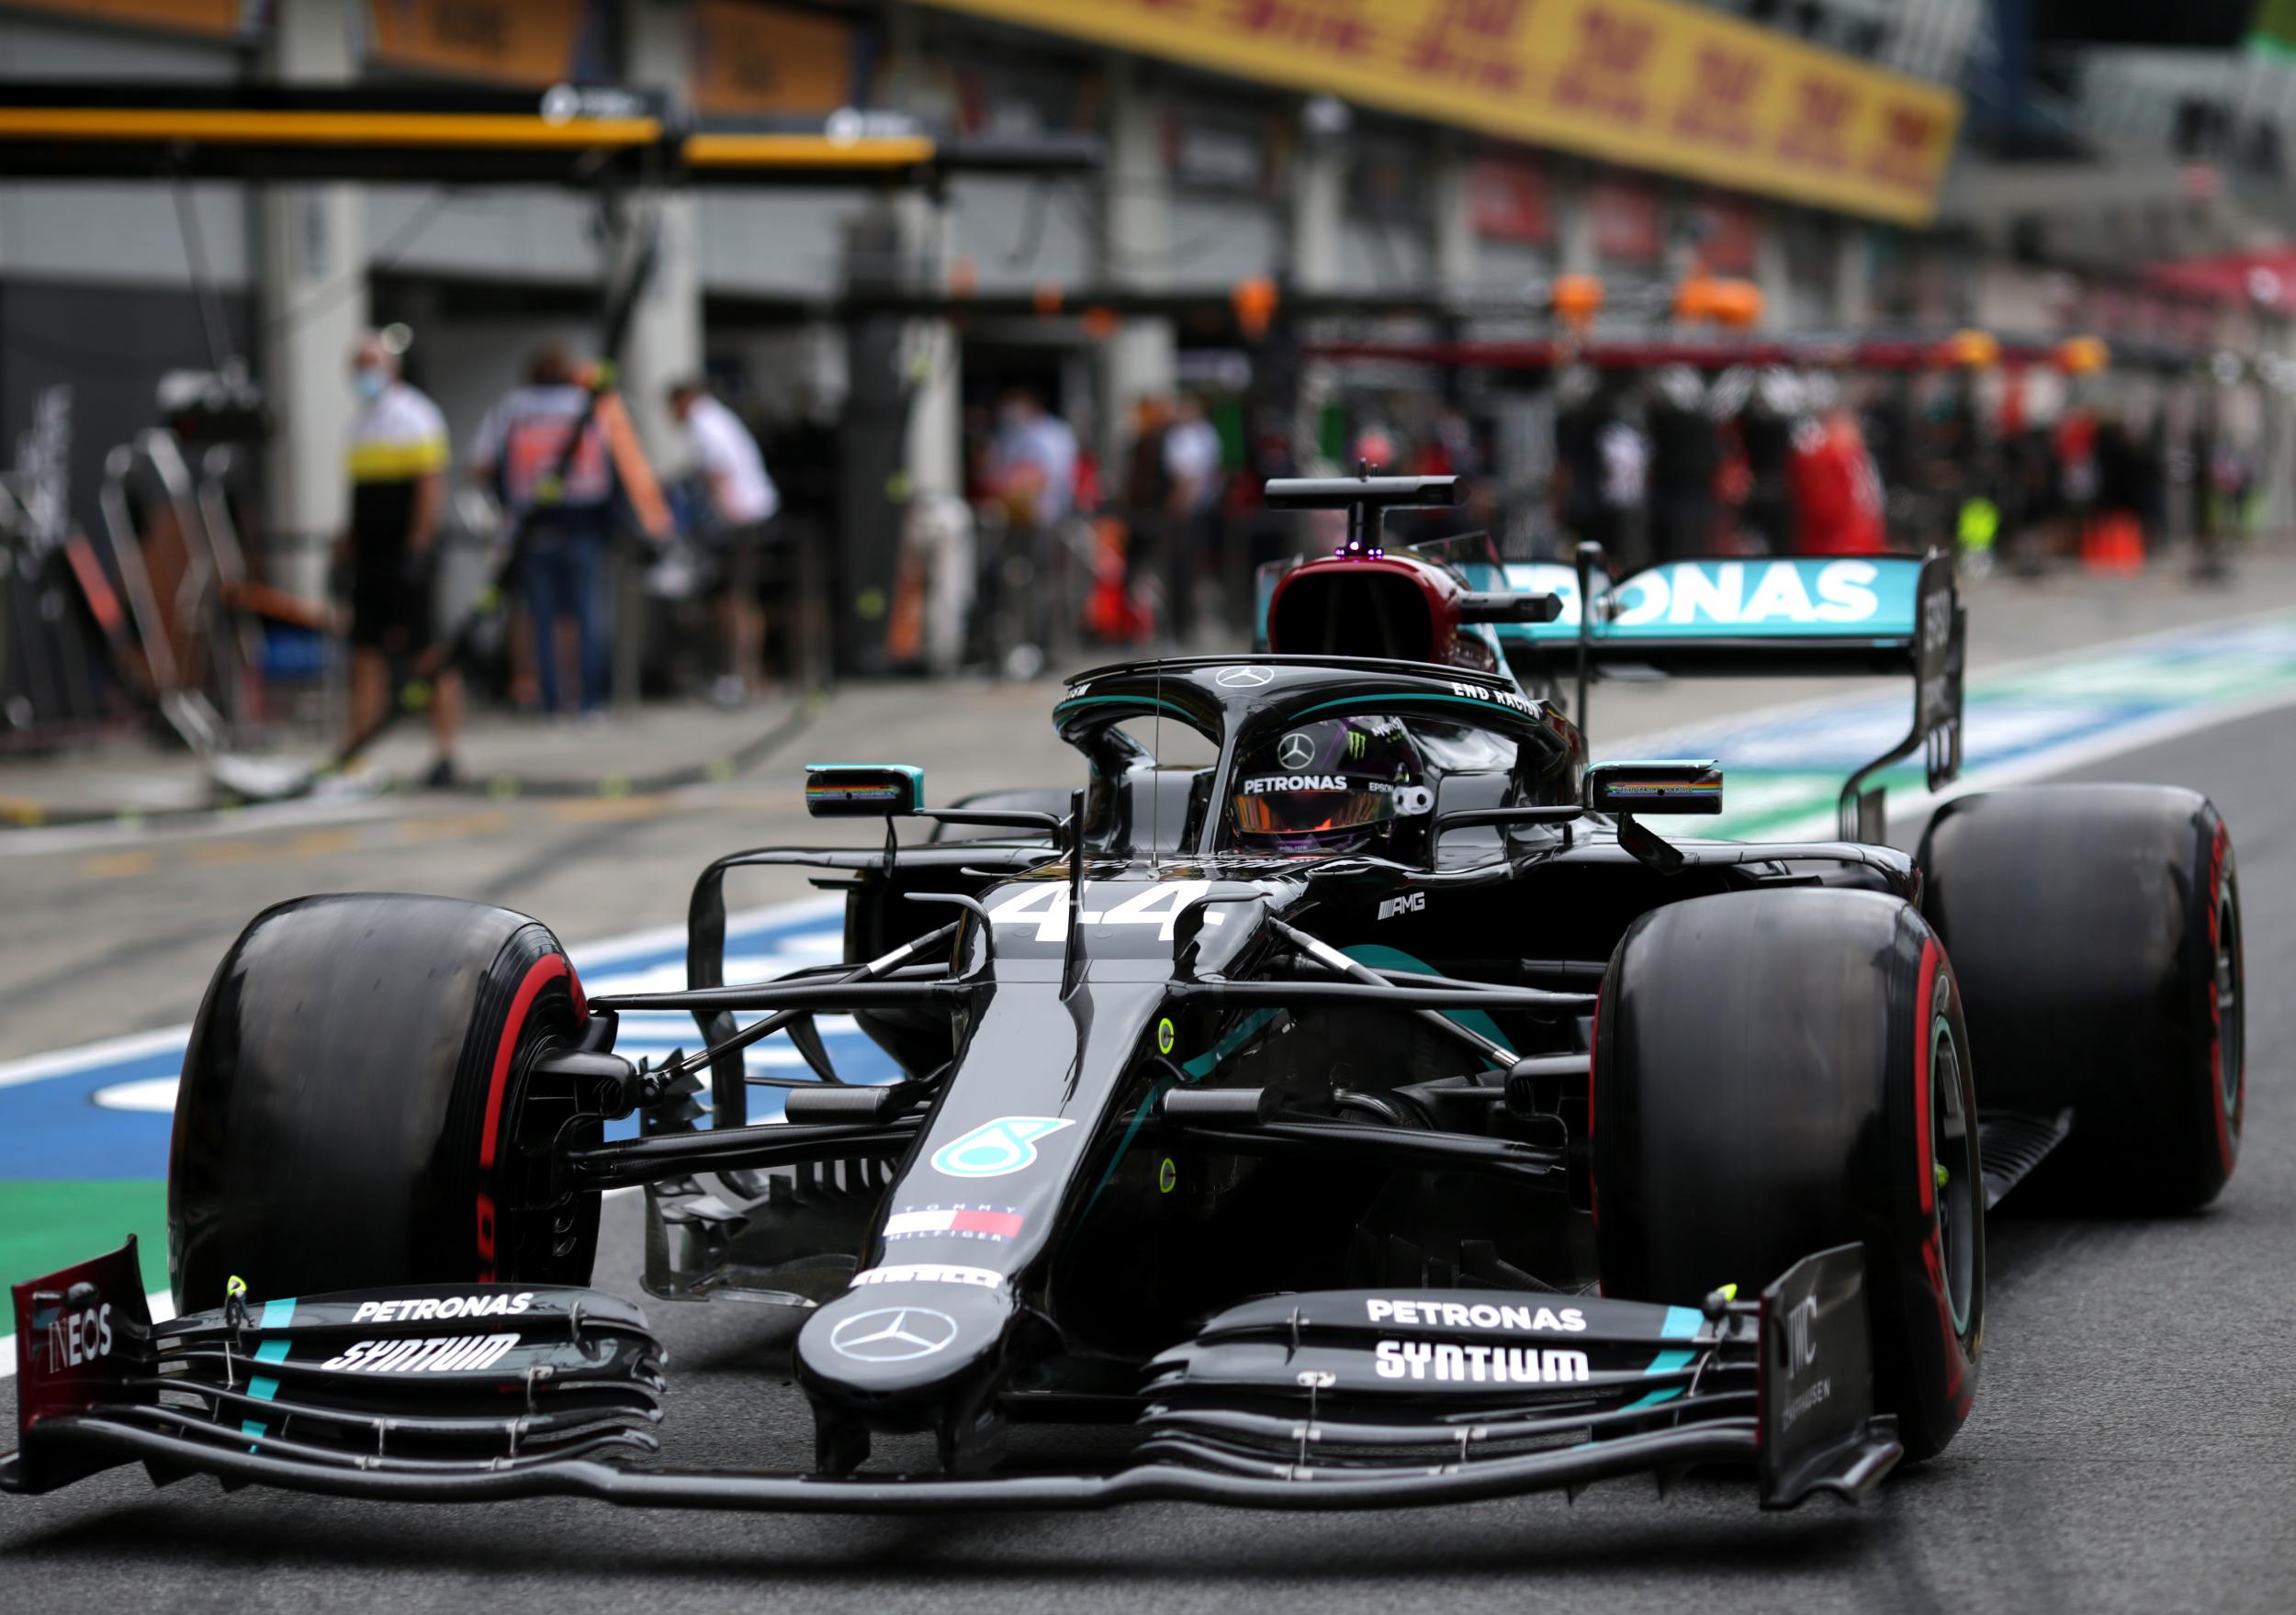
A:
[1919,785,2242,1213]
[1593,889,1982,1463]
[169,893,598,1311]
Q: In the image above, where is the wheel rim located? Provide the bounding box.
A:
[2216,881,2245,1127]
[494,1002,601,1284]
[1930,1006,1978,1337]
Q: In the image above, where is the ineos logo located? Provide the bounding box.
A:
[1215,666,1274,688]
[1277,732,1316,769]
[829,1307,960,1363]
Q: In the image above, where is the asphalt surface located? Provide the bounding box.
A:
[6,576,2296,1612]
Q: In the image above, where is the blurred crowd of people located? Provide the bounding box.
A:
[1548,360,2259,584]
[338,333,790,784]
[11,322,2269,779]
[916,355,2266,679]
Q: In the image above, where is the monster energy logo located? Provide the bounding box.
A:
[1346,731,1367,759]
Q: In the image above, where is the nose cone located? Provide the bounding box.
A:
[795,1281,1021,1428]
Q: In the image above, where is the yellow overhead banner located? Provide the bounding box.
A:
[14,0,251,35]
[691,1,858,118]
[366,0,591,87]
[917,0,1962,225]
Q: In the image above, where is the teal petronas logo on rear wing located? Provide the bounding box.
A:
[1484,553,1962,841]
[1493,557,1922,644]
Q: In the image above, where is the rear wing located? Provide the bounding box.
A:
[1490,554,1964,842]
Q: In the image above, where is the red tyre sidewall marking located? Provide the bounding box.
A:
[1588,981,1604,1292]
[476,950,580,1279]
[1914,938,1972,1415]
[2207,824,2237,1174]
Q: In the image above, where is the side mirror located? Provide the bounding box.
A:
[805,763,925,818]
[1583,759,1723,816]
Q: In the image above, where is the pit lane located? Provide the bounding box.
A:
[5,612,2295,1613]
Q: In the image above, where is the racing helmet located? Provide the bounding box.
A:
[1230,717,1432,857]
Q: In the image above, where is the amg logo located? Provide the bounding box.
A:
[1366,1297,1585,1332]
[1243,774,1347,794]
[321,1334,522,1374]
[1374,1340,1590,1385]
[1376,892,1426,922]
[351,1293,534,1324]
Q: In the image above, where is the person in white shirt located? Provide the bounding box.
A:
[1161,393,1225,644]
[989,387,1078,527]
[1163,394,1222,514]
[669,381,781,704]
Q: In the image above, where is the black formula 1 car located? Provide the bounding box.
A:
[7,476,2245,1517]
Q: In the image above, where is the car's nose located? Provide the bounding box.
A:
[790,974,1172,1466]
[793,1280,1022,1430]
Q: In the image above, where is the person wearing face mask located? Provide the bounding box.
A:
[343,332,459,784]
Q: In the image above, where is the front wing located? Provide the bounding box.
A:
[6,1239,1896,1513]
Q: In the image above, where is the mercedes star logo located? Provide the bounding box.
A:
[1277,731,1317,769]
[828,1306,960,1363]
[1215,665,1275,688]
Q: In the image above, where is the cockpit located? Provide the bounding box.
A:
[1041,656,1581,868]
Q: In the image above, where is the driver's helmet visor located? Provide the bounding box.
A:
[1232,786,1397,838]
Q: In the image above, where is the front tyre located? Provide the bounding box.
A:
[169,893,599,1311]
[1593,889,1982,1462]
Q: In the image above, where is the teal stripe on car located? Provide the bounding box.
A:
[1342,944,1511,1065]
[1180,1008,1280,1081]
[1621,1307,1705,1409]
[1052,695,1196,723]
[1081,1075,1175,1219]
[240,1335,293,1440]
[1292,693,1536,722]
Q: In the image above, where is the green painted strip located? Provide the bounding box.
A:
[1681,614,2296,842]
[0,1179,169,1294]
[258,1296,297,1330]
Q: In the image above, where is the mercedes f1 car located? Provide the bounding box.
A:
[7,475,2245,1516]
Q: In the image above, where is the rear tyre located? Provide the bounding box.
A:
[1594,889,1982,1462]
[1918,785,2241,1212]
[169,893,598,1311]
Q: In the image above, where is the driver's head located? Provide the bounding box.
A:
[1232,717,1430,857]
